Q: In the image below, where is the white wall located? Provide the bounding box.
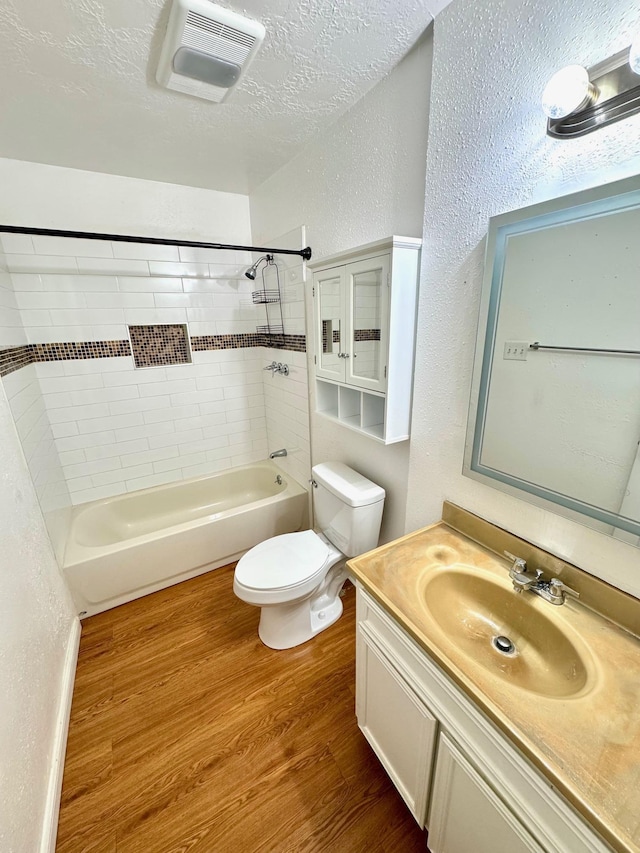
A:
[407,0,640,598]
[250,34,433,542]
[0,378,77,852]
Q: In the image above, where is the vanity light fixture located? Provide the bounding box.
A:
[543,44,640,138]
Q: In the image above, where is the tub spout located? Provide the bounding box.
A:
[269,448,287,459]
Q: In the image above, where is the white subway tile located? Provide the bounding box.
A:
[70,386,136,405]
[71,483,125,505]
[143,404,200,424]
[152,293,194,308]
[93,464,153,487]
[1,234,35,254]
[42,391,74,409]
[153,452,207,473]
[16,291,86,309]
[85,292,155,309]
[112,242,180,262]
[63,457,122,478]
[124,307,187,325]
[55,430,115,451]
[49,308,125,326]
[223,383,263,400]
[26,324,127,343]
[149,261,209,278]
[51,422,79,439]
[6,255,79,274]
[139,379,195,398]
[36,374,103,394]
[58,450,89,469]
[109,396,172,415]
[48,402,110,423]
[42,274,119,292]
[85,438,148,461]
[103,367,166,386]
[67,476,96,493]
[77,257,149,276]
[19,309,52,327]
[32,236,114,258]
[119,446,179,466]
[118,276,183,293]
[208,263,246,278]
[115,421,174,442]
[78,413,143,434]
[148,428,203,449]
[170,389,223,407]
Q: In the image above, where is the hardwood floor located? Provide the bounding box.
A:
[56,566,428,852]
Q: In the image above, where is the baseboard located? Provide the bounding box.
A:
[40,617,81,853]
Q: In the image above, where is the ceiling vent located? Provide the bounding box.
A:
[156,0,265,103]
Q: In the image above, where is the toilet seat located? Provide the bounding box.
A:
[235,530,330,593]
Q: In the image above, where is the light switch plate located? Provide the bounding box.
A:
[503,341,528,361]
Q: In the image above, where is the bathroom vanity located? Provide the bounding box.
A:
[348,504,640,853]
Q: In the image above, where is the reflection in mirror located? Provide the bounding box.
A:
[464,175,640,546]
[317,274,342,379]
[352,267,383,382]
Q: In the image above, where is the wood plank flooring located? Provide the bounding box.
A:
[56,566,428,852]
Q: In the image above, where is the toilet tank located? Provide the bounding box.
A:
[312,462,385,557]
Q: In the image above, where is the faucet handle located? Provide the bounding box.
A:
[549,578,580,600]
[504,550,527,570]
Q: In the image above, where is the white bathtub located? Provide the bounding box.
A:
[63,461,308,617]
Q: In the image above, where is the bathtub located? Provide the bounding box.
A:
[63,461,308,617]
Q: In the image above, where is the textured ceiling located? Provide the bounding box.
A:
[0,0,447,194]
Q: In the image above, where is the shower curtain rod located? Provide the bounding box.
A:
[0,225,313,261]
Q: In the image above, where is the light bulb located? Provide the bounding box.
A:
[542,65,597,119]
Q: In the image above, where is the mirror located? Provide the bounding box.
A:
[465,175,640,546]
[352,266,383,382]
[317,273,342,379]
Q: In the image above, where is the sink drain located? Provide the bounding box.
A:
[492,635,516,655]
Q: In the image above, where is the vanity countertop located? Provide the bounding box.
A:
[347,520,640,853]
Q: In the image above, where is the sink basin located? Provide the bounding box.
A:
[420,566,594,698]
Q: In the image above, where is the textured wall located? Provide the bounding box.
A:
[250,34,433,542]
[0,379,76,851]
[407,0,640,597]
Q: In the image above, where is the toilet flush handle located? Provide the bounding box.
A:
[309,479,318,488]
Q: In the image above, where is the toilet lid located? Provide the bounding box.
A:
[235,530,330,590]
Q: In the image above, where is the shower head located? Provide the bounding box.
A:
[244,254,272,280]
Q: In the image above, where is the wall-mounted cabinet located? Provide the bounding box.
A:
[309,236,421,444]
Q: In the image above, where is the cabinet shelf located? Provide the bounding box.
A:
[315,379,399,444]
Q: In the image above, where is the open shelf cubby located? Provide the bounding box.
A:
[315,379,404,444]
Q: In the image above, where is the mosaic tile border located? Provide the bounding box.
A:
[354,329,381,342]
[0,333,306,377]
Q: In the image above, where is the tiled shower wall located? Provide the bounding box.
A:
[0,247,70,558]
[0,229,311,509]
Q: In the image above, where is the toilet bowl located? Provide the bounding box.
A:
[233,462,385,649]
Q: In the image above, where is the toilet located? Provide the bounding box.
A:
[233,462,385,649]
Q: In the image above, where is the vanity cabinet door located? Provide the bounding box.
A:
[356,625,437,826]
[429,734,545,853]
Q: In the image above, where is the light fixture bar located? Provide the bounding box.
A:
[547,48,640,138]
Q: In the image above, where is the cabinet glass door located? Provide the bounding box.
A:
[347,255,389,392]
[315,268,346,382]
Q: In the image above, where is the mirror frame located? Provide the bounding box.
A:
[464,173,640,541]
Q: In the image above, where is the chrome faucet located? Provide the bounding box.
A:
[269,448,287,459]
[503,551,580,606]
